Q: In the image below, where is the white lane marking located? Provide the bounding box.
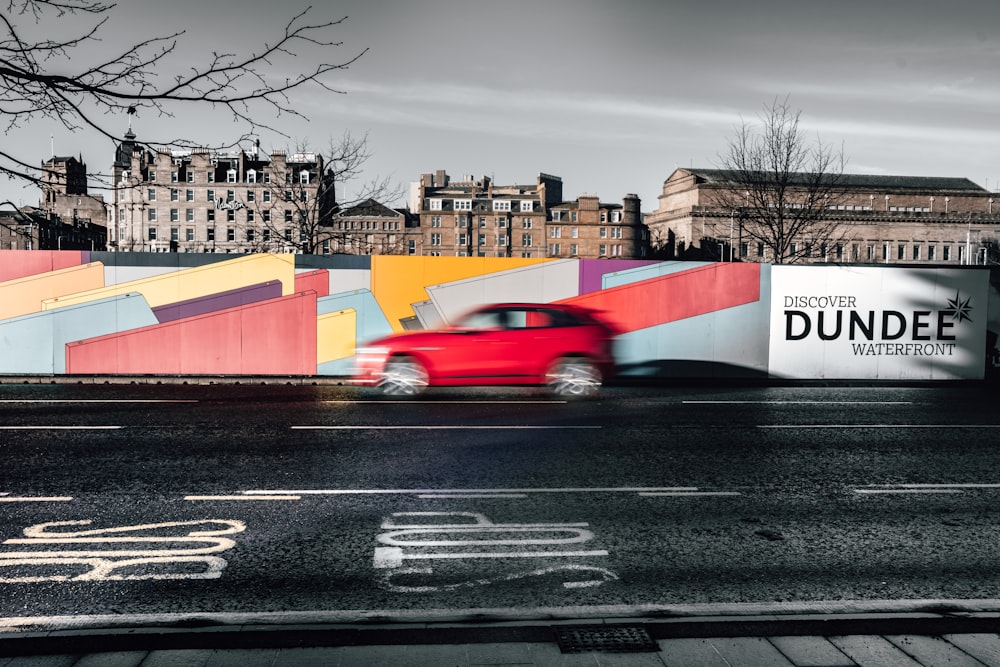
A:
[758,424,1000,429]
[854,489,964,495]
[0,497,73,503]
[895,483,1000,489]
[639,491,741,497]
[184,495,300,501]
[0,520,245,582]
[245,487,698,495]
[323,400,568,405]
[0,400,198,404]
[417,494,528,499]
[373,546,608,568]
[291,425,601,430]
[686,401,913,405]
[0,426,122,430]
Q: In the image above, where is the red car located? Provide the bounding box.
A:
[353,303,618,397]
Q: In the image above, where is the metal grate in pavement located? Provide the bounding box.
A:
[553,624,659,653]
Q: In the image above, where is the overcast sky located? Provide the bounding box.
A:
[6,0,1000,212]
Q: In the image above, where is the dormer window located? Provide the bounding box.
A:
[493,200,511,212]
[299,170,311,184]
[454,199,472,211]
[246,169,257,183]
[520,201,533,212]
[226,169,237,183]
[429,198,443,211]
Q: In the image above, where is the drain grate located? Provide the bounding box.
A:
[553,624,659,653]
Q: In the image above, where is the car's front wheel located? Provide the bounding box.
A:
[379,355,429,396]
[546,356,602,397]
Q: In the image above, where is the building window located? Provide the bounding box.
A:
[148,171,156,182]
[247,210,255,223]
[549,243,561,255]
[207,209,215,222]
[285,210,292,223]
[186,228,194,242]
[171,171,178,183]
[897,244,905,260]
[247,229,255,242]
[170,188,179,201]
[262,210,270,223]
[550,227,561,238]
[493,200,511,211]
[520,201,533,212]
[430,233,441,246]
[408,239,416,255]
[600,227,607,238]
[455,199,472,211]
[263,191,271,203]
[148,209,157,222]
[207,189,215,202]
[247,190,255,202]
[187,171,194,183]
[227,210,235,222]
[207,228,215,242]
[207,172,214,183]
[299,170,310,184]
[170,227,179,242]
[522,218,532,229]
[226,190,235,203]
[247,170,256,183]
[431,216,441,227]
[185,209,194,222]
[571,212,578,222]
[599,244,607,256]
[186,189,194,202]
[227,228,235,242]
[571,227,579,239]
[263,229,271,241]
[913,245,921,261]
[943,246,951,261]
[170,209,179,222]
[928,245,936,261]
[227,169,237,183]
[552,210,562,221]
[522,234,532,246]
[148,227,157,241]
[570,243,578,255]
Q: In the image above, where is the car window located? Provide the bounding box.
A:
[457,310,505,330]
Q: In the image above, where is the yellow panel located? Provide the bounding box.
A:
[41,254,296,311]
[0,262,105,320]
[317,308,358,363]
[371,256,552,331]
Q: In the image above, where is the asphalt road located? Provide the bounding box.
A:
[2,381,1000,625]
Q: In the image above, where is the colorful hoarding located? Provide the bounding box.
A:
[0,250,996,381]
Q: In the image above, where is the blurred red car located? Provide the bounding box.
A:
[353,303,617,397]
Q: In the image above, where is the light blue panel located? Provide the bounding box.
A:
[426,259,581,324]
[0,293,157,374]
[602,261,712,289]
[317,357,355,376]
[318,289,393,346]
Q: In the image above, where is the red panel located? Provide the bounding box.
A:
[560,262,761,334]
[67,292,318,375]
[295,269,329,298]
[0,250,85,282]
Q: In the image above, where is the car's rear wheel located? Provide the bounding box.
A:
[380,355,429,396]
[546,356,602,397]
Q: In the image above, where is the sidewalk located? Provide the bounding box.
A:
[4,608,1000,666]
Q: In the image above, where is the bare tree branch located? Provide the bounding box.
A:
[713,97,850,264]
[1,0,365,189]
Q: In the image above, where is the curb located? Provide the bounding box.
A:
[3,605,1000,657]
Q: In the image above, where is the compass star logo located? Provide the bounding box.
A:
[942,290,974,324]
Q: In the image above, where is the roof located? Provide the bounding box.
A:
[336,199,401,218]
[677,168,987,193]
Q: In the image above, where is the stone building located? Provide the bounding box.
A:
[39,155,107,226]
[329,199,418,255]
[647,168,1000,265]
[109,131,330,253]
[0,206,107,251]
[412,170,649,259]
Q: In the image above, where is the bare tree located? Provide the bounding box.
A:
[714,98,849,264]
[1,0,364,191]
[247,131,404,254]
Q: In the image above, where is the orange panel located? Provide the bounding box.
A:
[66,292,318,375]
[561,262,761,333]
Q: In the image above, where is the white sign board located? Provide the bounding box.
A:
[768,266,988,380]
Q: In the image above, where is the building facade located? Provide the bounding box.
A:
[109,131,330,253]
[1,206,107,251]
[648,168,1000,265]
[412,170,649,259]
[329,198,418,255]
[39,155,107,226]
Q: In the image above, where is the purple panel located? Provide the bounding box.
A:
[152,280,283,323]
[579,259,660,295]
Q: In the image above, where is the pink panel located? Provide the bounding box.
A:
[0,250,84,282]
[295,269,329,297]
[560,263,761,334]
[67,292,318,375]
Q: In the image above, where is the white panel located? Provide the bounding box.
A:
[426,260,580,324]
[769,266,989,380]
